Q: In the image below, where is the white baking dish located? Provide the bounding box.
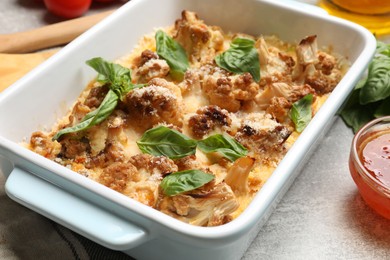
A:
[0,0,376,259]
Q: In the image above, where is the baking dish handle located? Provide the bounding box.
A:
[5,167,149,251]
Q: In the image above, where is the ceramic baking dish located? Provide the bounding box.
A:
[0,0,376,259]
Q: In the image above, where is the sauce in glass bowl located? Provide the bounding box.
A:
[349,116,390,219]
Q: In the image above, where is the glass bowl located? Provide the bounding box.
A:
[349,116,390,219]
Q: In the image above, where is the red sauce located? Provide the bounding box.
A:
[349,124,390,220]
[361,132,390,188]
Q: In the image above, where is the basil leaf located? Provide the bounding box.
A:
[215,37,260,82]
[374,96,390,118]
[86,57,135,101]
[290,94,313,133]
[376,41,390,57]
[155,30,189,80]
[197,134,247,162]
[53,58,142,140]
[359,55,390,105]
[340,41,390,133]
[340,103,376,133]
[160,170,215,196]
[53,90,118,140]
[137,126,197,159]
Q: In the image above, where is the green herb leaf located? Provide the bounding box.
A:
[53,89,118,140]
[340,40,390,133]
[53,57,141,140]
[374,96,390,117]
[86,57,137,100]
[359,55,390,104]
[160,170,215,196]
[197,134,248,162]
[215,37,260,82]
[376,41,390,56]
[137,126,197,159]
[340,103,376,133]
[290,94,313,133]
[155,30,189,80]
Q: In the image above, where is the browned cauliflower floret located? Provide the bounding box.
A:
[293,35,342,94]
[188,105,231,138]
[173,155,201,171]
[29,131,61,159]
[138,49,159,66]
[257,37,296,85]
[157,182,239,226]
[129,154,178,176]
[124,80,183,130]
[99,162,140,193]
[124,154,178,207]
[202,68,260,112]
[178,69,201,94]
[133,50,170,83]
[58,134,90,160]
[87,142,125,169]
[234,113,291,163]
[266,96,292,123]
[174,10,224,63]
[255,82,315,110]
[83,85,109,109]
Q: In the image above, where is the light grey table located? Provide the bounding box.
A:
[0,0,389,259]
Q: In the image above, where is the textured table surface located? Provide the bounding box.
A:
[0,0,389,259]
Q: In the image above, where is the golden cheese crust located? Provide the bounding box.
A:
[27,10,347,227]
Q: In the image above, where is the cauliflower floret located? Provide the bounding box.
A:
[293,35,342,94]
[99,162,140,192]
[174,10,224,64]
[187,105,231,138]
[202,69,260,112]
[29,131,61,159]
[225,156,255,195]
[129,154,178,176]
[124,79,183,130]
[125,154,178,207]
[157,182,239,226]
[255,82,315,110]
[133,49,170,83]
[234,113,291,163]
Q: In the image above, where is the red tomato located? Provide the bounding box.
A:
[44,0,92,19]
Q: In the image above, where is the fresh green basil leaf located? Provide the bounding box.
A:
[86,57,136,100]
[359,55,390,105]
[340,103,377,133]
[53,89,118,140]
[374,96,390,118]
[215,37,260,82]
[137,125,197,159]
[340,41,390,133]
[160,170,215,196]
[290,94,313,133]
[376,41,390,57]
[155,30,189,80]
[197,134,247,162]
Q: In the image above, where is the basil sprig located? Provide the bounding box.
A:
[215,37,260,82]
[137,125,198,159]
[137,125,247,161]
[160,169,215,196]
[197,134,248,162]
[155,30,189,80]
[290,94,313,133]
[340,41,390,133]
[53,57,140,140]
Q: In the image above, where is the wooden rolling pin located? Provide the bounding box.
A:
[0,10,113,53]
